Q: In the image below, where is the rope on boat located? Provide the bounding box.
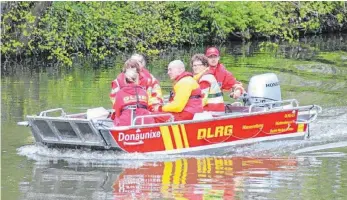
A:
[203,126,263,144]
[203,134,234,144]
[233,123,291,139]
[231,127,264,140]
[261,123,292,135]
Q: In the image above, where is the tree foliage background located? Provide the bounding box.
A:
[1,1,346,65]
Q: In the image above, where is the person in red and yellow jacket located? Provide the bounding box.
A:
[113,59,154,126]
[130,54,163,106]
[151,60,203,121]
[205,47,245,99]
[110,54,163,106]
[191,54,225,112]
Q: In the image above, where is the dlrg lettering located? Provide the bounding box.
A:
[197,125,233,140]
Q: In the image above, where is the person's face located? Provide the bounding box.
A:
[138,63,144,71]
[192,60,206,75]
[207,55,220,67]
[167,65,181,80]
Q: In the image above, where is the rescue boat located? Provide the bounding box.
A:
[17,73,322,155]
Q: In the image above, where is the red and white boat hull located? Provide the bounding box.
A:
[110,109,307,154]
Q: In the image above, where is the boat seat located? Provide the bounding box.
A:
[86,107,110,120]
[193,112,213,120]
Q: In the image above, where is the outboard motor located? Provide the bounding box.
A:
[244,73,281,106]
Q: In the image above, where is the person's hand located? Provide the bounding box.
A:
[230,85,245,99]
[232,89,242,99]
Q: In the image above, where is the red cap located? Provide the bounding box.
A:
[205,47,220,57]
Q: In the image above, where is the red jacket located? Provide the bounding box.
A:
[110,72,149,99]
[210,63,241,91]
[110,73,127,101]
[141,68,163,105]
[110,69,163,105]
[113,84,154,126]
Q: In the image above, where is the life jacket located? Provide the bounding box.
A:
[112,84,154,126]
[141,68,163,106]
[168,72,203,114]
[197,68,225,112]
[110,73,127,100]
[110,69,163,106]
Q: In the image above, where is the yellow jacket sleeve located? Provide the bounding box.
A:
[162,77,196,113]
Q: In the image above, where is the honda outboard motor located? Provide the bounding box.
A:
[244,73,281,106]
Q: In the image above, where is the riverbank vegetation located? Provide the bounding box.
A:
[1,1,347,65]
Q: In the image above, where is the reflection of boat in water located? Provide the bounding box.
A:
[18,73,322,155]
[19,162,121,200]
[20,157,297,199]
[113,157,298,199]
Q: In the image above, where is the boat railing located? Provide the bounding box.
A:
[39,108,66,117]
[296,104,322,124]
[17,108,113,148]
[132,113,175,126]
[39,107,112,119]
[17,108,69,127]
[248,99,299,113]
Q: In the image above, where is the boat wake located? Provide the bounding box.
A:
[17,144,207,166]
[292,142,347,154]
[292,106,347,153]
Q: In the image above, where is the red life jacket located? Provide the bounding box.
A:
[140,68,163,105]
[169,72,203,115]
[111,70,152,90]
[139,69,152,90]
[112,84,154,126]
[110,73,127,100]
[210,63,240,91]
[110,69,163,105]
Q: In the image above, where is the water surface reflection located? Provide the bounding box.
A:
[20,157,298,200]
